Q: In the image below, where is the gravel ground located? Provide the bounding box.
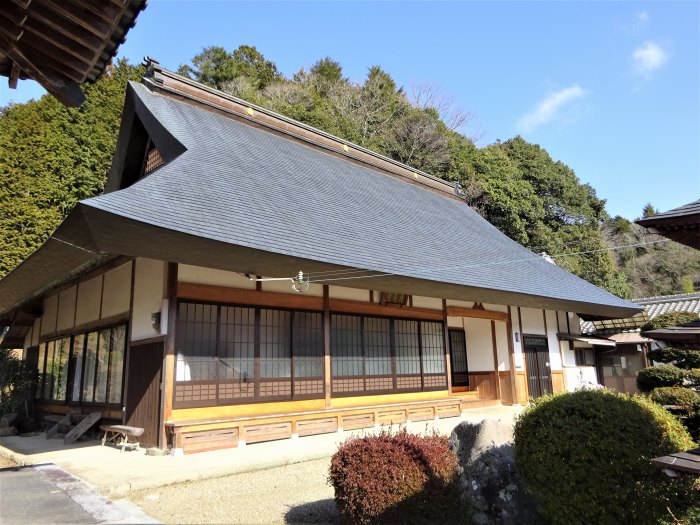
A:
[129,458,341,524]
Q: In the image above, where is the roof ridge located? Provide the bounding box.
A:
[634,291,700,303]
[140,58,466,200]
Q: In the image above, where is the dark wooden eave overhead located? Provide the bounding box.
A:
[0,0,147,106]
[636,199,700,250]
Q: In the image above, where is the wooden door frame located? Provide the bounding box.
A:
[522,333,553,397]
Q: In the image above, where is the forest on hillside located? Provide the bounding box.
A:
[1,46,698,299]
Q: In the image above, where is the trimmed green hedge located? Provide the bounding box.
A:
[641,312,699,332]
[637,364,687,392]
[514,390,697,525]
[650,386,700,407]
[647,347,700,369]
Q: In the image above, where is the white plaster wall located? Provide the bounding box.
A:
[178,264,256,290]
[132,258,165,341]
[482,303,508,313]
[511,308,524,370]
[101,263,131,318]
[411,296,442,310]
[447,316,463,328]
[445,299,474,308]
[564,366,598,392]
[75,276,102,326]
[24,327,33,349]
[40,294,58,335]
[545,310,562,370]
[495,322,510,371]
[329,286,370,302]
[520,307,545,335]
[463,317,495,371]
[56,286,77,331]
[561,340,577,367]
[568,312,582,334]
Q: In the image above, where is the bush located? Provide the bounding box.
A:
[637,364,687,392]
[329,429,461,525]
[650,386,700,407]
[513,390,697,525]
[0,349,34,416]
[648,347,700,369]
[641,312,700,332]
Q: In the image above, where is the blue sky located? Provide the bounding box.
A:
[2,1,698,220]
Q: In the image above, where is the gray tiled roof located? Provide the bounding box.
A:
[75,82,639,316]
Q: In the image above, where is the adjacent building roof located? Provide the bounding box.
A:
[636,199,700,250]
[642,319,700,345]
[0,63,643,327]
[0,0,147,106]
[582,292,700,334]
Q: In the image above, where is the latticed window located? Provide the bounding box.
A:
[174,302,325,407]
[330,314,448,396]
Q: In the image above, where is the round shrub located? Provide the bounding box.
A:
[637,364,687,392]
[650,386,700,407]
[513,390,697,525]
[329,430,461,525]
[641,312,699,332]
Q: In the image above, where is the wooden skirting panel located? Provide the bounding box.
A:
[468,372,498,400]
[514,371,529,404]
[551,371,565,394]
[170,397,468,453]
[498,372,514,405]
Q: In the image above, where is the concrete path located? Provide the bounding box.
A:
[0,405,521,498]
[0,463,158,524]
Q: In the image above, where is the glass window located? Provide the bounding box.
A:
[575,347,595,367]
[176,302,218,381]
[51,337,71,402]
[260,309,292,378]
[363,317,391,376]
[395,320,420,375]
[218,306,255,381]
[35,342,46,399]
[331,314,363,377]
[421,321,445,374]
[292,311,323,378]
[70,335,85,402]
[43,340,55,400]
[82,332,98,402]
[107,326,126,404]
[93,330,110,403]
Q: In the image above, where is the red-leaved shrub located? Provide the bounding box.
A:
[328,429,461,525]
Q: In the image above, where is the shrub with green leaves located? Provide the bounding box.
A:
[648,347,700,369]
[641,312,700,332]
[637,364,687,392]
[0,349,34,416]
[514,390,697,525]
[650,386,700,407]
[328,429,461,525]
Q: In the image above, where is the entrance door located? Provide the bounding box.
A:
[523,336,552,398]
[449,329,469,388]
[124,341,163,448]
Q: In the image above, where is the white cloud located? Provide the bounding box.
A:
[517,85,587,133]
[632,41,669,75]
[636,11,649,27]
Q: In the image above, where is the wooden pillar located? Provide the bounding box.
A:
[506,306,517,404]
[160,262,178,449]
[323,285,331,408]
[442,299,453,393]
[122,259,137,425]
[490,320,501,400]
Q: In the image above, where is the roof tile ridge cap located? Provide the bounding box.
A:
[142,61,464,196]
[635,291,700,303]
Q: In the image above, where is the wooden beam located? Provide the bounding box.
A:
[323,286,331,408]
[0,17,24,41]
[0,31,84,106]
[10,0,32,10]
[506,306,517,404]
[64,0,122,25]
[0,3,29,26]
[490,320,501,400]
[160,262,178,449]
[446,305,508,322]
[330,299,443,321]
[8,61,20,89]
[25,13,103,54]
[442,299,452,394]
[22,23,95,65]
[34,0,113,39]
[178,282,324,311]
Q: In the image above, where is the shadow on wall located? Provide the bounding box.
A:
[284,498,341,524]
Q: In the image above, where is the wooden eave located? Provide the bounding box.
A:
[0,0,147,106]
